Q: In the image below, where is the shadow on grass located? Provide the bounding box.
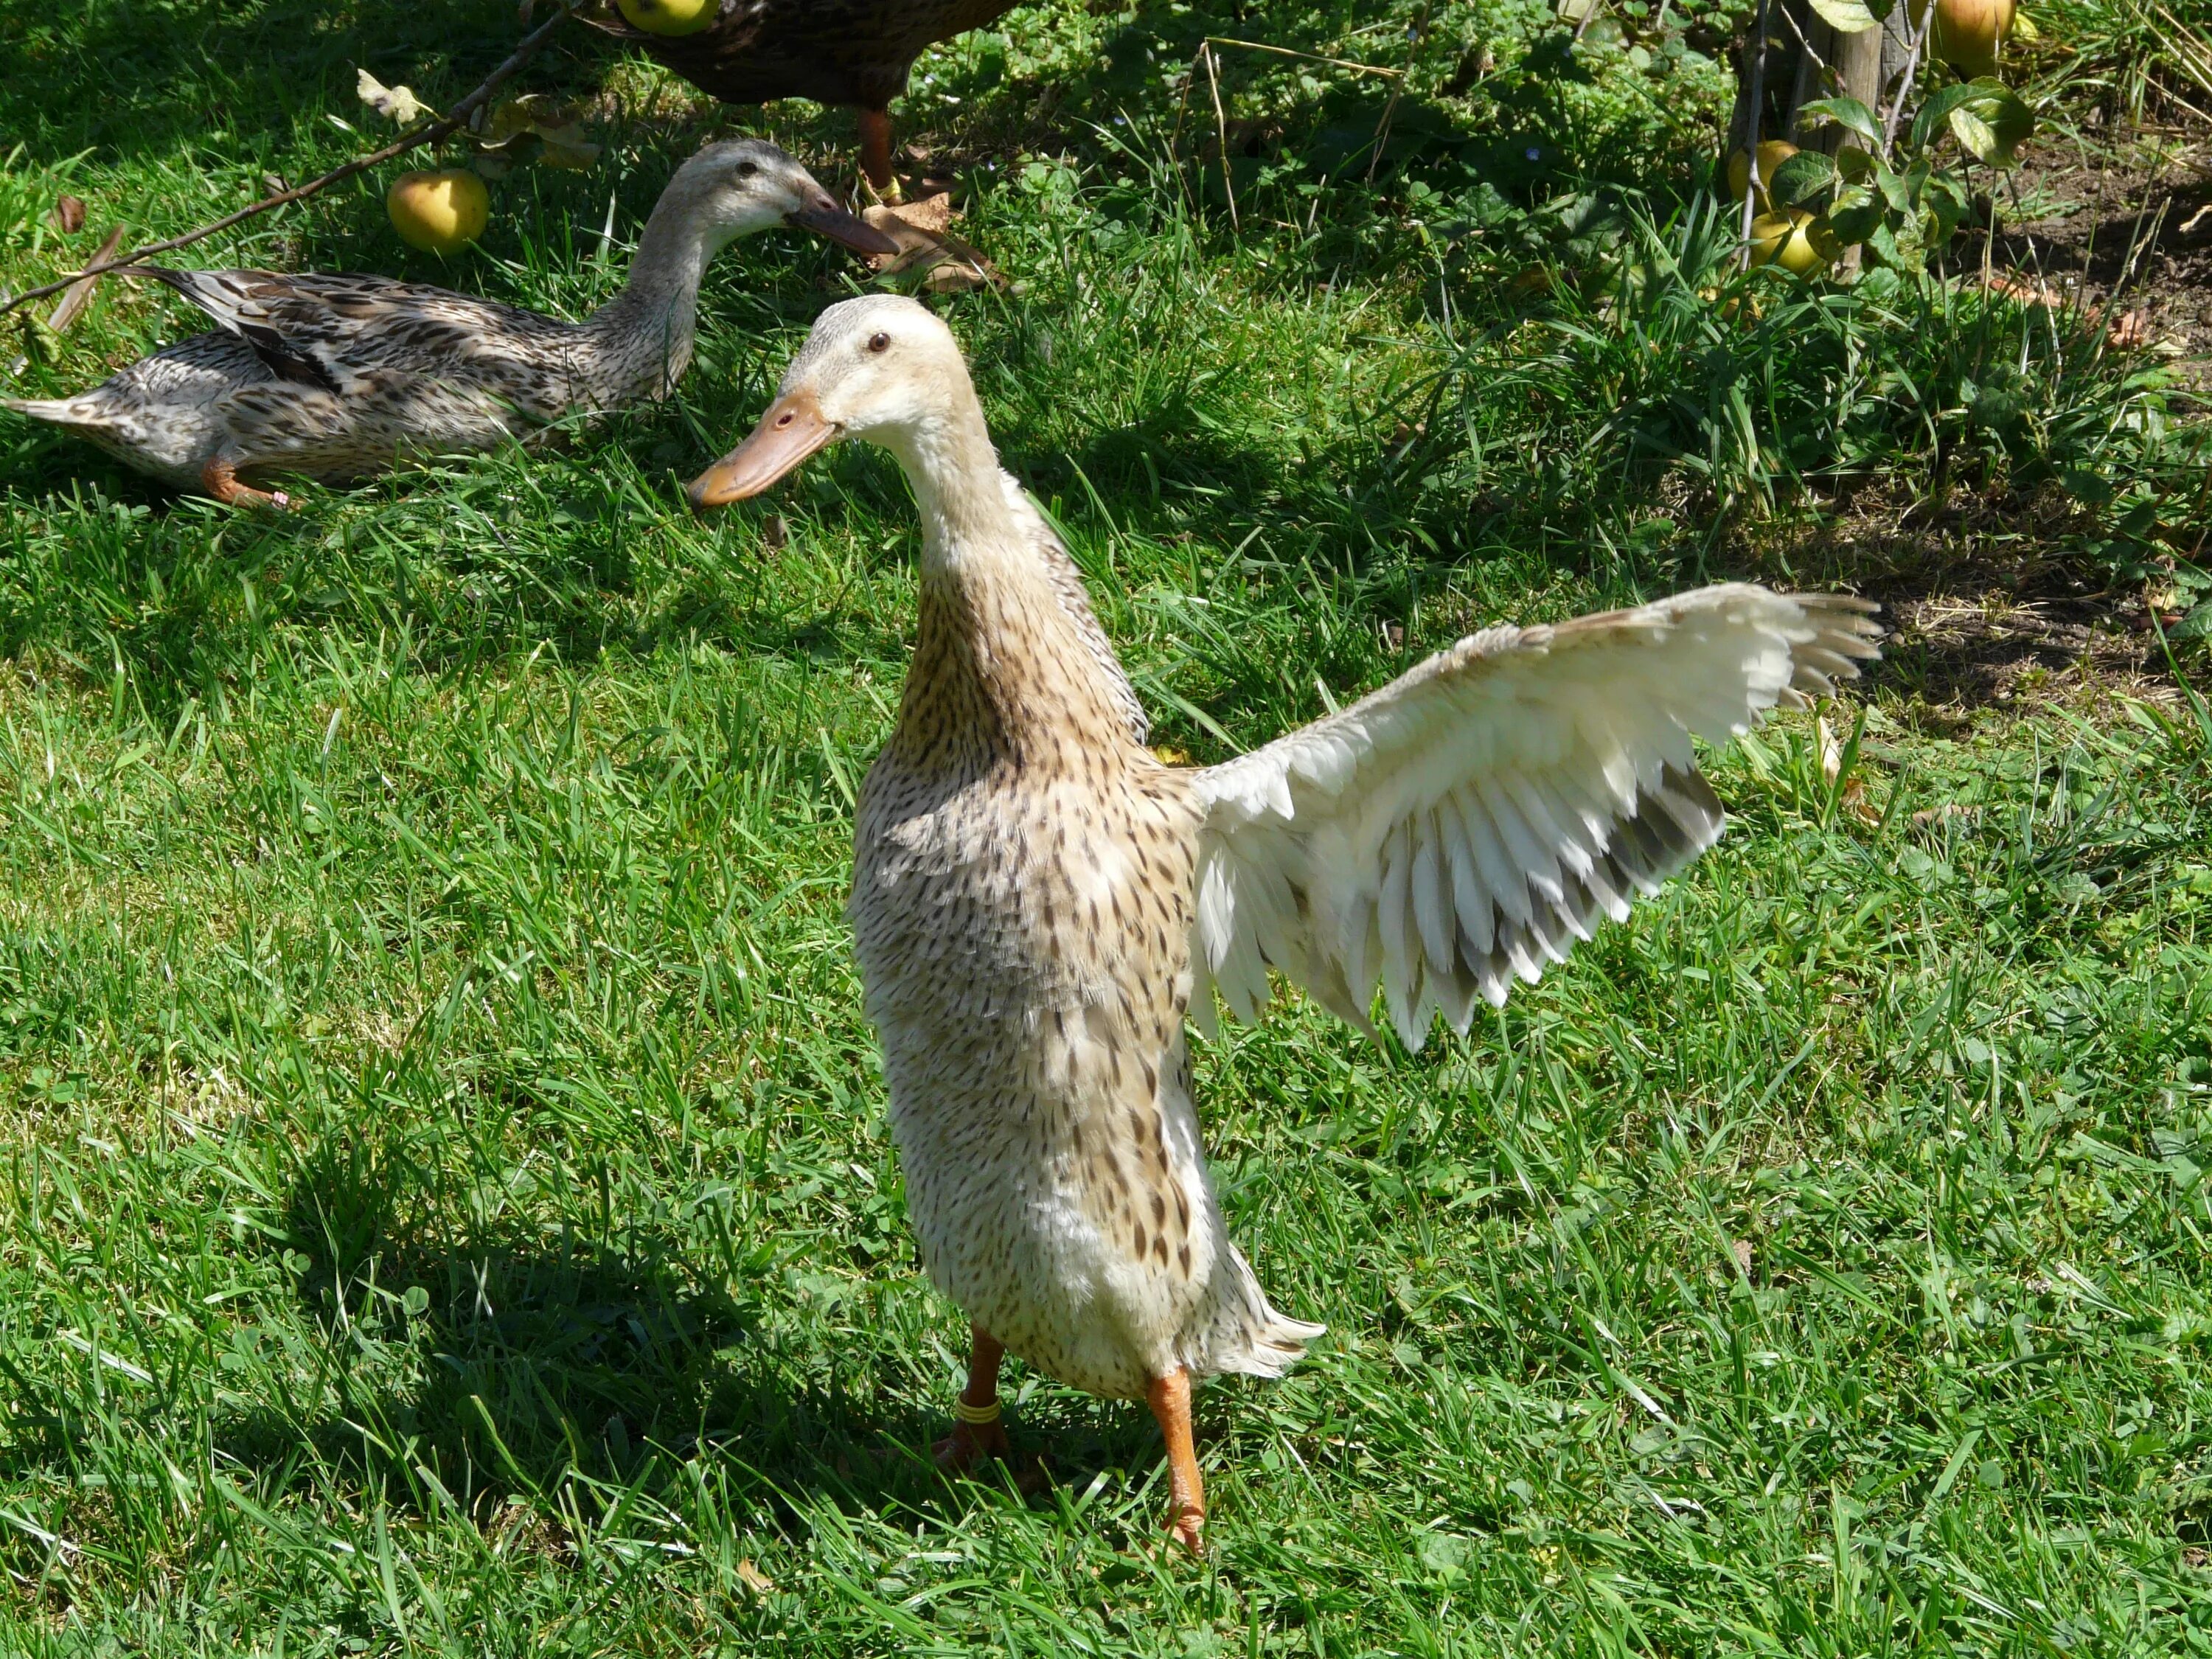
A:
[237,1117,1124,1537]
[2,0,591,167]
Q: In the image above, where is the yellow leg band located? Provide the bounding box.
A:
[952,1397,1001,1425]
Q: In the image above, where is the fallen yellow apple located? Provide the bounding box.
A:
[1748,209,1834,276]
[616,0,717,36]
[1727,139,1800,205]
[386,169,489,254]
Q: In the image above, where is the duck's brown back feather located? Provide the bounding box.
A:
[599,0,1021,109]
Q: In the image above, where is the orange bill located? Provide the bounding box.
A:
[688,392,840,510]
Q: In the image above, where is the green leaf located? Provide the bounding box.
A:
[1950,105,1999,161]
[1809,0,1883,29]
[2059,466,2115,505]
[1768,150,1840,205]
[1948,80,2035,167]
[1911,83,1985,153]
[2174,601,2212,641]
[1801,96,1884,147]
[1866,217,1924,274]
[1826,195,1883,243]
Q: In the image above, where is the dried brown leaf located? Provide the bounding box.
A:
[861,198,1003,293]
[1815,714,1842,787]
[2104,307,2152,349]
[46,227,125,335]
[357,69,432,125]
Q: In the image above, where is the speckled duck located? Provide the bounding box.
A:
[687,293,1882,1550]
[4,141,893,507]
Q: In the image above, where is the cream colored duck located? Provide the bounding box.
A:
[687,294,1882,1551]
[3,141,894,507]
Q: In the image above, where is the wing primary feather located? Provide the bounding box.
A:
[1378,823,1419,1034]
[1439,798,1493,956]
[1475,776,1565,905]
[1508,772,1592,879]
[1616,810,1674,885]
[1411,811,1456,976]
[1457,788,1535,928]
[1443,792,1500,955]
[1343,891,1379,1019]
[1647,765,1727,854]
[1793,646,1862,681]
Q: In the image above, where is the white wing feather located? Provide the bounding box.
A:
[1188,583,1882,1048]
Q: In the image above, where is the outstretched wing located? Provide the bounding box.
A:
[1188,584,1881,1048]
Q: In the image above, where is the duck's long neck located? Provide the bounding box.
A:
[885,404,1133,774]
[580,199,719,400]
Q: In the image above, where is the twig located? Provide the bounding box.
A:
[0,1,582,319]
[1202,37,1402,79]
[1366,2,1427,183]
[48,227,126,334]
[1738,0,1770,268]
[1203,44,1239,233]
[2109,194,2172,307]
[7,225,127,375]
[1774,0,1832,91]
[1879,1,1930,151]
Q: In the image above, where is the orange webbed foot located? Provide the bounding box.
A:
[1164,1501,1206,1557]
[1146,1367,1208,1559]
[201,456,291,510]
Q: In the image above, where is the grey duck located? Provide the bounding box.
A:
[4,140,894,507]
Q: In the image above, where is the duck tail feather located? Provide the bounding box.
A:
[4,397,109,429]
[1184,1242,1326,1382]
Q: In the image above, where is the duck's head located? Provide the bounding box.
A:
[688,294,971,509]
[663,140,897,257]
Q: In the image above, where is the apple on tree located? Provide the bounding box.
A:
[616,0,717,37]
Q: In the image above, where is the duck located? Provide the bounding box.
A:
[686,293,1883,1551]
[594,1,1022,191]
[2,140,897,507]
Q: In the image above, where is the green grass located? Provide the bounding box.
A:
[4,0,2212,1652]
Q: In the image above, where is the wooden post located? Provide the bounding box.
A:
[1832,14,1883,275]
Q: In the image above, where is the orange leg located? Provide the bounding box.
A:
[933,1325,1011,1472]
[1147,1366,1205,1554]
[857,105,897,196]
[201,456,290,510]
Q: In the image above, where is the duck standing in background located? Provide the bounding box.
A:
[687,294,1882,1551]
[594,1,1021,191]
[3,141,895,507]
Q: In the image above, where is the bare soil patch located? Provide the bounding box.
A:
[1748,481,2198,723]
[1981,112,2212,390]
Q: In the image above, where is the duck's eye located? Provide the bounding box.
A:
[735,161,759,180]
[867,332,891,354]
